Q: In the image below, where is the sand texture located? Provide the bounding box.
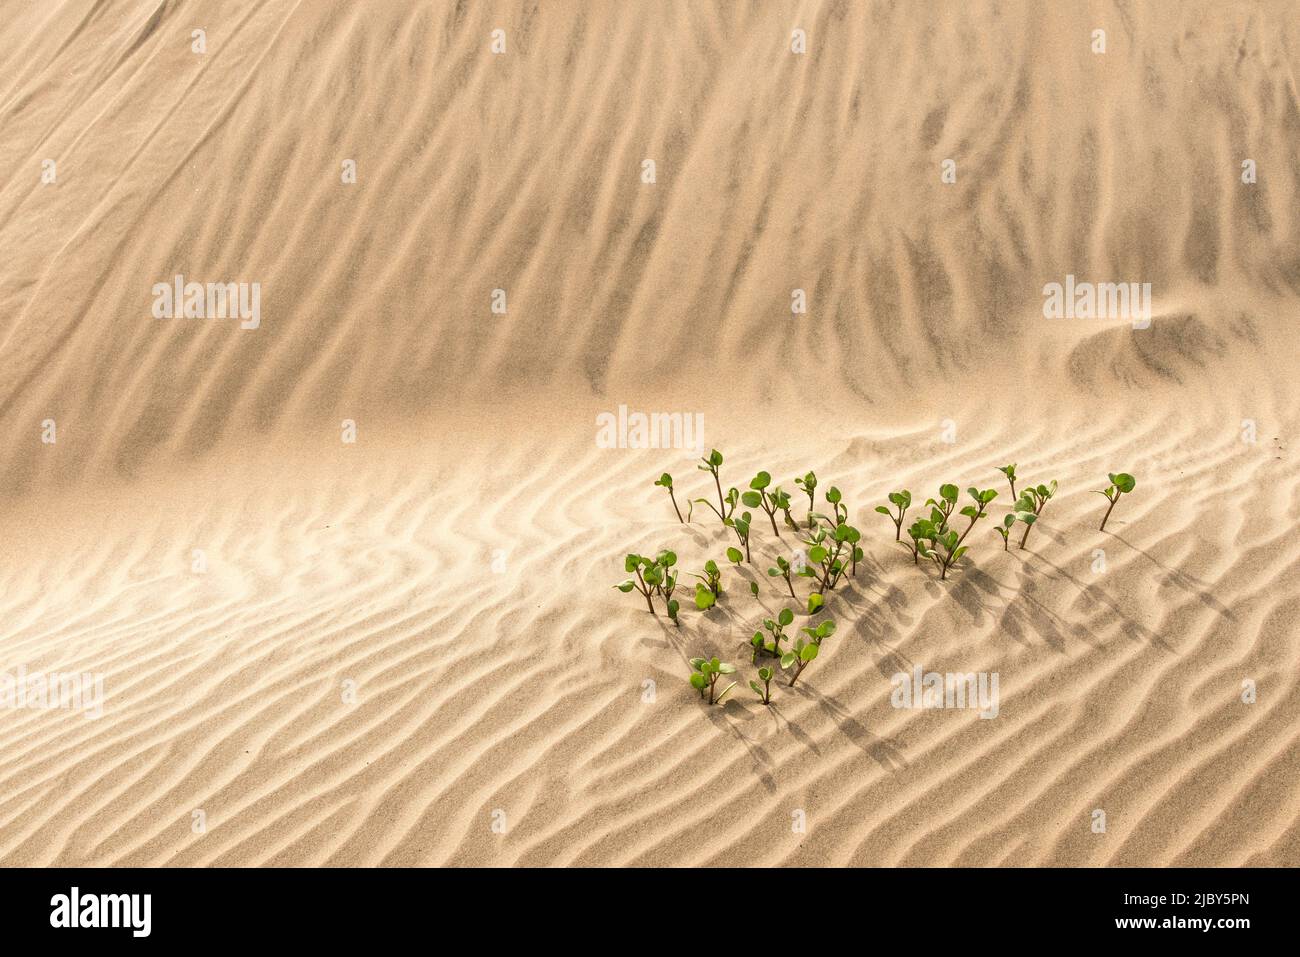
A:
[0,0,1297,866]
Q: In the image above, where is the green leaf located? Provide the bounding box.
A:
[750,581,759,597]
[800,643,819,662]
[694,588,716,610]
[726,547,743,564]
[809,546,828,563]
[705,560,719,575]
[624,555,639,573]
[750,471,771,490]
[657,550,677,567]
[690,673,707,690]
[807,593,824,614]
[717,662,736,674]
[780,652,797,669]
[826,487,842,504]
[778,607,794,627]
[614,581,635,592]
[741,491,762,508]
[749,681,763,695]
[709,449,723,466]
[656,473,673,488]
[940,484,958,503]
[767,568,780,576]
[817,620,836,638]
[1114,473,1135,493]
[667,599,679,619]
[758,667,773,681]
[875,505,892,515]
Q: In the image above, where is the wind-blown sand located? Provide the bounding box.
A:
[0,0,1297,866]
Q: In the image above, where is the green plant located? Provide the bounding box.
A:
[654,550,680,621]
[750,607,795,660]
[924,484,960,533]
[742,471,787,538]
[691,559,723,609]
[613,553,667,615]
[689,657,738,705]
[749,666,775,705]
[996,464,1017,501]
[1014,480,1057,548]
[654,473,685,523]
[694,449,734,524]
[904,517,937,565]
[920,487,997,579]
[875,490,912,541]
[781,618,835,687]
[794,471,818,527]
[924,529,967,580]
[767,555,798,599]
[726,546,744,565]
[807,592,824,615]
[1095,472,1136,531]
[799,488,861,590]
[725,510,753,563]
[772,487,797,530]
[992,513,1016,550]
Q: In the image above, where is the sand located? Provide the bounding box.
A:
[0,0,1297,866]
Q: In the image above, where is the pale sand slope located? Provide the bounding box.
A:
[0,1,1297,865]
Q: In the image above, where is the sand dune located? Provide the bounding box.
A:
[0,0,1297,866]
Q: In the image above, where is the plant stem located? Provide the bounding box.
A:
[712,470,725,519]
[634,568,656,614]
[784,572,796,600]
[788,661,807,687]
[1100,494,1118,532]
[668,488,684,523]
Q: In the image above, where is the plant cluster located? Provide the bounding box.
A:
[626,448,1139,714]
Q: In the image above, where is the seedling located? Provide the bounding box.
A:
[751,607,795,659]
[925,529,967,580]
[954,487,998,545]
[749,666,775,705]
[1014,480,1057,548]
[875,490,912,541]
[772,487,797,530]
[691,559,723,609]
[767,555,798,599]
[695,449,731,524]
[724,511,753,563]
[904,517,938,565]
[689,657,738,705]
[654,550,680,619]
[742,471,786,538]
[794,471,818,527]
[992,513,1017,550]
[613,553,666,615]
[996,464,1017,501]
[749,581,759,598]
[654,473,685,523]
[781,618,834,687]
[920,487,997,579]
[924,484,960,533]
[1095,473,1136,531]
